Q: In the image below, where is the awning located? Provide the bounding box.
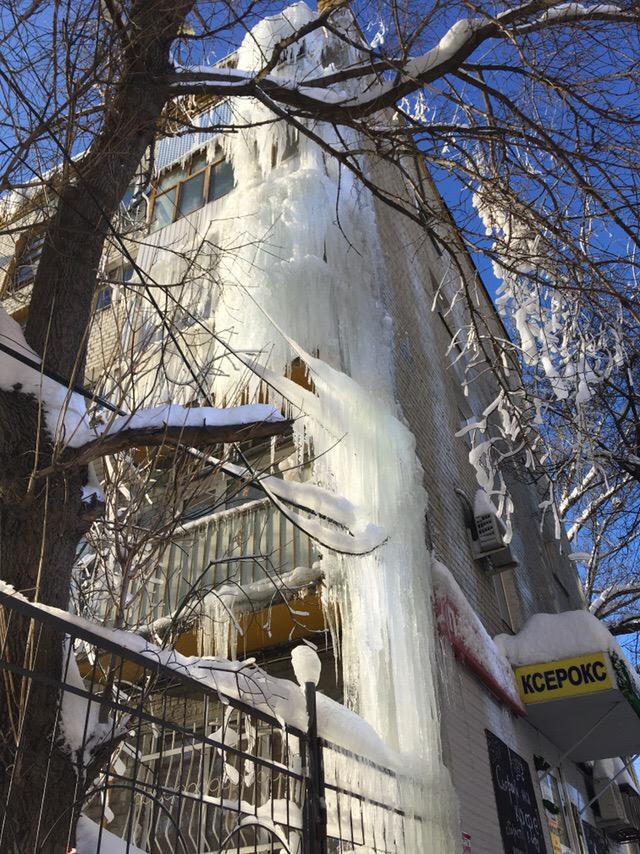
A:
[513,649,640,761]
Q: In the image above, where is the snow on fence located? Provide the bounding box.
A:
[0,586,418,853]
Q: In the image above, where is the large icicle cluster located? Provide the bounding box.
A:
[146,4,460,847]
[122,4,460,845]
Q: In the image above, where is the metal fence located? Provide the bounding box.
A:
[0,587,417,853]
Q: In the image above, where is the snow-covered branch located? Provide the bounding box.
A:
[565,477,630,541]
[0,305,290,469]
[51,404,291,470]
[590,581,640,616]
[168,2,635,118]
[607,617,640,637]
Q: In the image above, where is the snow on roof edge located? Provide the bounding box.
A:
[432,558,523,711]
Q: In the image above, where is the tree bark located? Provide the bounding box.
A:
[0,3,193,850]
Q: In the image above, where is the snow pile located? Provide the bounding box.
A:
[75,817,148,854]
[59,638,122,770]
[432,560,522,709]
[75,801,303,853]
[291,642,321,686]
[496,609,623,664]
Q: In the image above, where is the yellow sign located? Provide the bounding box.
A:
[515,652,614,705]
[549,831,562,854]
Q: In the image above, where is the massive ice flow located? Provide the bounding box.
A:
[137,3,460,847]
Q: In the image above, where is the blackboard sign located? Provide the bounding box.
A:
[581,821,609,854]
[485,730,547,854]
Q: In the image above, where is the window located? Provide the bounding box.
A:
[104,260,134,286]
[96,286,112,311]
[10,305,28,328]
[427,227,443,256]
[493,574,514,632]
[120,185,135,210]
[118,183,145,225]
[179,170,206,216]
[288,356,316,393]
[208,158,235,201]
[437,310,463,355]
[149,149,235,233]
[0,255,12,280]
[538,767,587,853]
[95,261,133,311]
[150,186,177,232]
[457,407,474,449]
[13,229,45,289]
[120,262,134,285]
[416,201,443,256]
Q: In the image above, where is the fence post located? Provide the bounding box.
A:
[304,681,328,854]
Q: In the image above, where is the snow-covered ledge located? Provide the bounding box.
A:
[0,580,398,768]
[432,559,525,715]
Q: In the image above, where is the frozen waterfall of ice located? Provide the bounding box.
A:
[134,4,460,848]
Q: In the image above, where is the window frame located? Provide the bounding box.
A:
[95,285,113,312]
[207,155,235,203]
[177,168,207,218]
[149,149,234,234]
[271,129,299,168]
[9,226,47,292]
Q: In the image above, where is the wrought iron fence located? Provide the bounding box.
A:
[0,587,417,853]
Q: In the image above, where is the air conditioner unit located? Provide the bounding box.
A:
[596,781,629,828]
[469,491,517,571]
[475,511,507,553]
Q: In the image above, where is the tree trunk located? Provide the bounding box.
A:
[0,3,193,849]
[0,391,84,852]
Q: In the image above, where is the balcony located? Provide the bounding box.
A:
[102,497,321,651]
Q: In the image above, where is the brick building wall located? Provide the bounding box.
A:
[368,157,584,637]
[1,124,633,854]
